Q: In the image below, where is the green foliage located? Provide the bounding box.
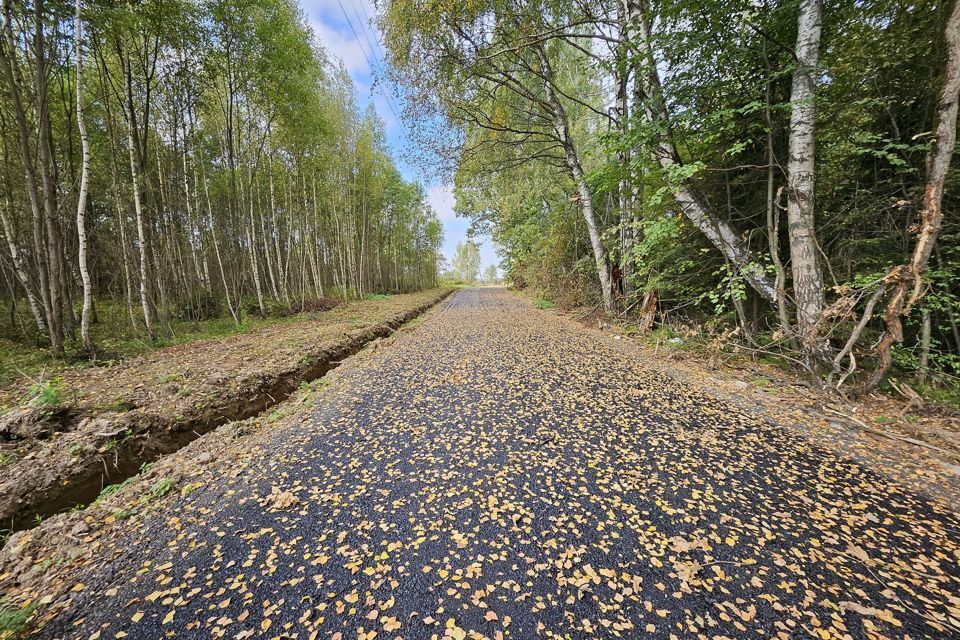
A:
[149,478,174,499]
[67,442,87,457]
[915,382,960,410]
[533,298,556,310]
[27,378,64,411]
[0,599,35,637]
[95,481,130,504]
[451,241,482,284]
[0,0,444,370]
[381,0,960,389]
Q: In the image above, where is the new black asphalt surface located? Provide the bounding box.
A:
[35,288,960,639]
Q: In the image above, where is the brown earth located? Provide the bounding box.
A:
[0,288,452,531]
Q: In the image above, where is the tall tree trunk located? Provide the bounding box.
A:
[204,173,239,324]
[628,0,779,305]
[34,0,65,355]
[533,44,613,313]
[105,99,137,330]
[0,195,46,333]
[786,0,826,356]
[762,39,795,343]
[616,0,634,303]
[75,0,93,350]
[866,0,960,390]
[918,308,932,384]
[1,0,59,349]
[261,175,281,300]
[246,167,266,317]
[125,113,155,341]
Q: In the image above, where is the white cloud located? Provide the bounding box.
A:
[427,183,457,221]
[302,0,377,21]
[308,17,370,77]
[302,0,402,135]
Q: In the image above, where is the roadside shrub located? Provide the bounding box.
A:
[27,377,64,410]
[244,299,292,318]
[174,292,222,321]
[533,298,556,309]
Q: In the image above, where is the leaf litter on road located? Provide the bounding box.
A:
[5,288,960,640]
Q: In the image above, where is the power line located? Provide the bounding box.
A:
[348,0,404,124]
[334,0,403,125]
[349,1,403,120]
[355,1,389,64]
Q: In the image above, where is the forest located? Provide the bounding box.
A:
[382,0,960,395]
[0,0,443,360]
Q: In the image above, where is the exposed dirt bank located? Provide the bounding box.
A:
[0,289,452,532]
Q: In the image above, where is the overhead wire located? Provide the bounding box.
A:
[351,0,403,120]
[334,0,404,125]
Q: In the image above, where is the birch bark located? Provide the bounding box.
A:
[786,0,826,351]
[75,0,93,349]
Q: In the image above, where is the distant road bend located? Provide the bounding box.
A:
[37,288,960,639]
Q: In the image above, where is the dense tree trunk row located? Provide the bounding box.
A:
[383,0,960,389]
[0,0,443,355]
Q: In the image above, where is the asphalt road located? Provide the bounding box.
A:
[37,288,960,639]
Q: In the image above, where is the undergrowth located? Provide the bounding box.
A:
[533,298,556,310]
[0,598,35,639]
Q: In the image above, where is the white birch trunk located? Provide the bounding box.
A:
[786,0,826,343]
[534,44,613,312]
[75,0,93,349]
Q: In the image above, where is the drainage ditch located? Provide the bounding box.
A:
[5,291,452,533]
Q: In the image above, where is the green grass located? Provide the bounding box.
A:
[363,293,391,301]
[94,480,130,504]
[149,478,174,499]
[914,381,960,410]
[533,298,556,310]
[0,299,329,390]
[26,377,64,410]
[0,598,35,638]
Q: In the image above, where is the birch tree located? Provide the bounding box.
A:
[785,0,826,358]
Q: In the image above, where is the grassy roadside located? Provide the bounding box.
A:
[0,289,457,638]
[0,293,413,392]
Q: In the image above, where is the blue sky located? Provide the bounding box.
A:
[299,0,499,275]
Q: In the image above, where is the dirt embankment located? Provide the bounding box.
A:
[0,289,452,531]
